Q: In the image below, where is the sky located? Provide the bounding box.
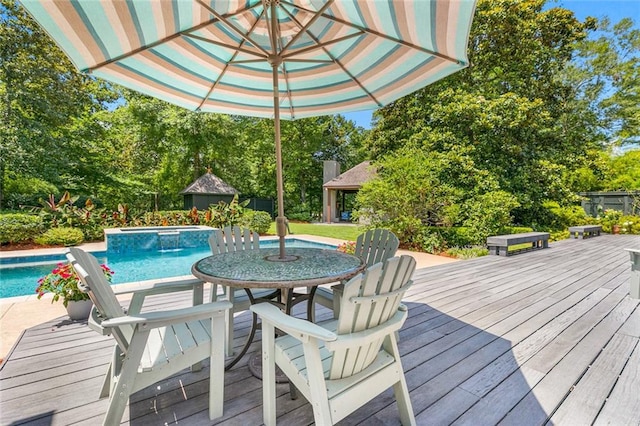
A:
[341,0,640,129]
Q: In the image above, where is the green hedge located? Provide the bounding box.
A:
[35,227,84,246]
[0,213,43,244]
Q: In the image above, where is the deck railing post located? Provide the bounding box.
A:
[627,248,640,299]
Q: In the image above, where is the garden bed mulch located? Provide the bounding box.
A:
[0,242,60,251]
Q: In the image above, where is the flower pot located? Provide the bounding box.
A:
[66,299,93,320]
[613,224,621,235]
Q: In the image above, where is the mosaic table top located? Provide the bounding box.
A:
[191,248,365,288]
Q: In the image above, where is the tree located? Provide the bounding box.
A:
[605,149,640,190]
[0,0,116,208]
[365,0,599,226]
[564,17,640,147]
[354,144,504,242]
[234,114,364,216]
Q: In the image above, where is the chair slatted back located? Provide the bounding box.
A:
[209,226,260,255]
[329,255,415,380]
[66,248,132,349]
[354,229,399,267]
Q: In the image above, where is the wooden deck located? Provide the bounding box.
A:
[1,234,639,425]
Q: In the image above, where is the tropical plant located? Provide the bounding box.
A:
[36,261,113,307]
[37,191,79,228]
[204,195,249,229]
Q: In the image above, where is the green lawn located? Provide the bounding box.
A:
[267,222,362,241]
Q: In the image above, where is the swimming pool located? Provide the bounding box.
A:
[0,238,337,299]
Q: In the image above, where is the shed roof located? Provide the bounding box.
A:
[180,171,238,195]
[323,161,376,190]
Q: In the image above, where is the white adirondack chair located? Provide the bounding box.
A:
[65,247,231,426]
[208,226,280,357]
[313,228,400,319]
[251,255,417,425]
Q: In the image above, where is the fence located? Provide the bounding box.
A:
[579,191,639,217]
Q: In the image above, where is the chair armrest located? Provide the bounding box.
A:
[113,277,204,296]
[251,303,337,343]
[115,278,205,314]
[324,308,407,352]
[101,300,232,329]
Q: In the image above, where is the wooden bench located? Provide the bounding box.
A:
[487,232,550,256]
[568,225,602,239]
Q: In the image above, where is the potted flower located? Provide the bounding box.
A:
[36,261,114,320]
[601,209,623,234]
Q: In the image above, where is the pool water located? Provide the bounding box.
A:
[0,238,336,299]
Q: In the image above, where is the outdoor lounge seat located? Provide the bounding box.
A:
[208,226,280,357]
[251,255,417,425]
[65,247,231,426]
[312,228,399,320]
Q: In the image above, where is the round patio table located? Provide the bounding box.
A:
[191,247,365,373]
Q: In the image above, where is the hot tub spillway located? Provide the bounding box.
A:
[158,230,181,252]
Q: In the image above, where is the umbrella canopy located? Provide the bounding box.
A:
[20,0,476,259]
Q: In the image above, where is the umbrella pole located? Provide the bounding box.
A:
[272,59,287,260]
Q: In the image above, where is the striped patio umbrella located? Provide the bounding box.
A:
[20,0,476,259]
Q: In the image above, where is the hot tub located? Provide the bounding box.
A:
[104,226,214,253]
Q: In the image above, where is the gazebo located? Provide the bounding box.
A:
[181,170,238,210]
[323,161,376,223]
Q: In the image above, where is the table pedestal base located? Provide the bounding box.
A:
[247,352,289,383]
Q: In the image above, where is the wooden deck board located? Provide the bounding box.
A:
[499,297,639,426]
[549,332,637,425]
[593,336,640,425]
[1,234,639,425]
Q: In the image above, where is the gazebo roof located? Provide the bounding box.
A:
[323,161,376,190]
[180,171,238,195]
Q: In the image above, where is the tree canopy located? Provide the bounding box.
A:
[363,0,639,227]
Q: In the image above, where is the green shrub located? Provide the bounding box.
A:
[81,224,105,241]
[35,227,84,246]
[434,226,476,247]
[617,215,640,235]
[0,214,44,244]
[241,210,273,234]
[446,246,489,259]
[499,226,534,234]
[593,211,640,234]
[287,212,312,222]
[286,202,314,222]
[415,229,448,254]
[462,191,521,244]
[551,230,569,241]
[4,174,58,210]
[540,201,590,231]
